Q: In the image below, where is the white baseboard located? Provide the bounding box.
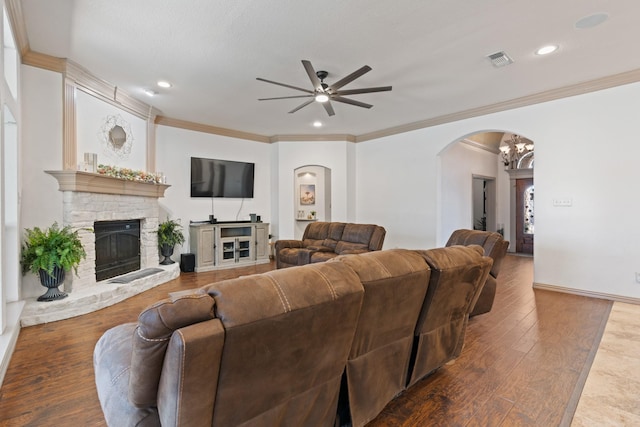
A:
[533,282,640,305]
[0,300,25,389]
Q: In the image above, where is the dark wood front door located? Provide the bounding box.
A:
[516,178,534,254]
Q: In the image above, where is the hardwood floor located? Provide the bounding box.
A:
[0,255,611,426]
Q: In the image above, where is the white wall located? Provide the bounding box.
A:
[155,125,272,255]
[20,66,64,298]
[357,81,640,299]
[439,141,500,241]
[356,132,441,249]
[274,140,351,241]
[76,90,147,170]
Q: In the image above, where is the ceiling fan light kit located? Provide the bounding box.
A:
[257,60,392,116]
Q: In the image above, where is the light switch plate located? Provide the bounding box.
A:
[553,198,572,207]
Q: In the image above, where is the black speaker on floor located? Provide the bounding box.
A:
[180,253,195,272]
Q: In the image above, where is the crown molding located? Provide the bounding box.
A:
[155,116,270,143]
[22,50,65,72]
[156,67,640,144]
[355,67,640,142]
[5,0,29,56]
[460,138,500,154]
[64,60,160,120]
[268,134,356,143]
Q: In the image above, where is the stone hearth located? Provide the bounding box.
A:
[21,171,178,326]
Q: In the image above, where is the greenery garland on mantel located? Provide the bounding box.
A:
[97,164,164,184]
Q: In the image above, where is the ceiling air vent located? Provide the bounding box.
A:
[487,51,514,68]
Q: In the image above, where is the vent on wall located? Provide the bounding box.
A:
[487,51,514,68]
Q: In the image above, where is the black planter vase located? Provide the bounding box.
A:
[160,243,175,265]
[37,266,68,302]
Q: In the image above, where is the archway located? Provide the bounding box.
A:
[438,130,534,254]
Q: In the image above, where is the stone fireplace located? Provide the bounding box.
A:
[20,171,179,326]
[63,190,160,291]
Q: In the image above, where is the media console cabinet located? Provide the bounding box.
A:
[189,222,270,272]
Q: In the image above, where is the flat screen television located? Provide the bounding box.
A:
[190,157,255,198]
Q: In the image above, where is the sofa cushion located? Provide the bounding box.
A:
[327,222,346,240]
[335,241,369,254]
[302,221,331,240]
[310,251,339,263]
[341,223,376,245]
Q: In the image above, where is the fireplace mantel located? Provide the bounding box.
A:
[46,170,171,198]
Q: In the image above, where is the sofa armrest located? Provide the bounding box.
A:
[275,240,304,251]
[296,248,314,265]
[94,323,161,427]
[158,319,225,427]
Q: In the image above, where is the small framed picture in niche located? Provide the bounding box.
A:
[300,184,315,205]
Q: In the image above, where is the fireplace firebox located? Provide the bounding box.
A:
[94,220,141,281]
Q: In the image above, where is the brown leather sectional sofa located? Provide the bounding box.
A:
[94,245,492,427]
[275,221,386,269]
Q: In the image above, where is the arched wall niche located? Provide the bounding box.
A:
[293,165,331,239]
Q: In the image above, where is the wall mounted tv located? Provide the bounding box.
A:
[190,157,255,198]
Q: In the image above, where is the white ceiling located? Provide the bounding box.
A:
[19,0,640,138]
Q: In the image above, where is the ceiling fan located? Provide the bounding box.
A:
[256,60,392,116]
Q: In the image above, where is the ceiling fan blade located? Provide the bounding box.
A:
[336,86,392,96]
[256,77,314,94]
[323,101,335,116]
[331,96,373,109]
[288,99,315,114]
[258,95,313,101]
[328,65,372,91]
[301,60,322,91]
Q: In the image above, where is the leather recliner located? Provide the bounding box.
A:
[445,229,509,316]
[407,245,493,387]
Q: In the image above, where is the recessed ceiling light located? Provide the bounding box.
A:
[157,80,172,88]
[535,45,559,55]
[144,89,157,96]
[313,121,322,127]
[575,13,608,29]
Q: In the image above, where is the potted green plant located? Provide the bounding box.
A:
[20,222,87,302]
[157,218,185,265]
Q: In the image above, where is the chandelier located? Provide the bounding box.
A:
[499,134,534,169]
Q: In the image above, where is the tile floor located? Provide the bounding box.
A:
[571,302,640,426]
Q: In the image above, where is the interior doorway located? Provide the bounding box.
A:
[472,176,496,232]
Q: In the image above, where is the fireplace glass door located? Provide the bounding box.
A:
[94,220,141,281]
